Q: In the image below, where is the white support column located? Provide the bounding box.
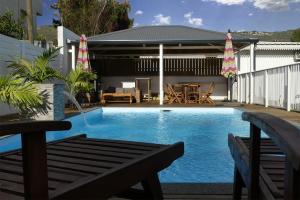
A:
[159,44,164,105]
[71,45,76,70]
[227,78,231,101]
[287,65,291,111]
[264,70,268,107]
[245,74,249,104]
[249,43,255,104]
[237,75,240,102]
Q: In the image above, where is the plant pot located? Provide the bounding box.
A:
[33,83,65,120]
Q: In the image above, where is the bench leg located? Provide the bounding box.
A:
[141,173,163,200]
[233,166,244,200]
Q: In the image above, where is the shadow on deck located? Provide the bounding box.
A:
[110,183,247,200]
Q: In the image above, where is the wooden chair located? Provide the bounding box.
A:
[186,83,201,104]
[0,121,184,200]
[199,82,215,105]
[228,112,300,200]
[166,84,183,104]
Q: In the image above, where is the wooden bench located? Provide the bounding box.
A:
[101,93,132,104]
[228,112,300,200]
[0,121,184,200]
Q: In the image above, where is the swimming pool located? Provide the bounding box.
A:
[0,107,250,183]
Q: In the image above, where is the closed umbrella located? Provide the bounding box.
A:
[221,30,237,78]
[221,30,237,101]
[76,34,91,72]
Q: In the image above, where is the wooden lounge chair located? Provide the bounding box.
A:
[101,92,132,104]
[0,121,184,200]
[166,84,183,104]
[199,82,215,105]
[228,112,300,200]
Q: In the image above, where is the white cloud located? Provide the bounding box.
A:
[133,23,140,27]
[152,14,171,25]
[203,0,300,11]
[253,0,300,11]
[184,12,203,26]
[181,0,186,3]
[202,0,246,5]
[135,10,143,15]
[248,12,253,16]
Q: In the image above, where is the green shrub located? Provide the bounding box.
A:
[0,11,24,39]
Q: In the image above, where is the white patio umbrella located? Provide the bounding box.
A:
[76,34,91,72]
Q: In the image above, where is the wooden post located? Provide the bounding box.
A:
[141,173,163,200]
[22,131,49,200]
[284,160,300,200]
[265,70,268,107]
[248,123,261,200]
[26,0,34,43]
[159,44,164,105]
[233,166,244,200]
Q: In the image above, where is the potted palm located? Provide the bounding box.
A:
[0,75,46,118]
[8,48,65,120]
[65,65,97,107]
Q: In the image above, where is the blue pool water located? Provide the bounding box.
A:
[0,108,250,183]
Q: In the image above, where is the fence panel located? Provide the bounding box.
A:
[267,67,287,109]
[253,71,265,105]
[290,64,300,111]
[240,74,246,103]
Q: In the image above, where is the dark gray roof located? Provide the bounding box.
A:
[85,25,258,45]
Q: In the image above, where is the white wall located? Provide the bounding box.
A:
[57,26,80,75]
[239,50,299,74]
[101,76,227,100]
[0,33,63,116]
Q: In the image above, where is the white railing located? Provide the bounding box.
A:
[237,63,300,112]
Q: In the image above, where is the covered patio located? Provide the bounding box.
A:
[69,26,258,105]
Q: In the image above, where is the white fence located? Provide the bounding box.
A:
[236,63,300,112]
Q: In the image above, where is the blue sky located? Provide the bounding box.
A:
[38,0,300,32]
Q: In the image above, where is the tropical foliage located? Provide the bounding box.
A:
[0,75,44,115]
[65,65,97,96]
[0,11,24,39]
[8,48,64,83]
[51,0,133,36]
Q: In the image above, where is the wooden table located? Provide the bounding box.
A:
[177,83,201,104]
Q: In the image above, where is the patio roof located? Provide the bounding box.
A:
[70,26,259,45]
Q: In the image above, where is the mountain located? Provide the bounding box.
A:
[234,29,294,42]
[37,25,57,44]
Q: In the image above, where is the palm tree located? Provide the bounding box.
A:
[0,75,44,116]
[8,48,64,83]
[65,65,97,96]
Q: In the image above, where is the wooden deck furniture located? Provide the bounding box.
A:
[228,112,300,200]
[199,82,215,105]
[166,84,184,104]
[101,92,132,104]
[184,83,201,104]
[0,121,184,200]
